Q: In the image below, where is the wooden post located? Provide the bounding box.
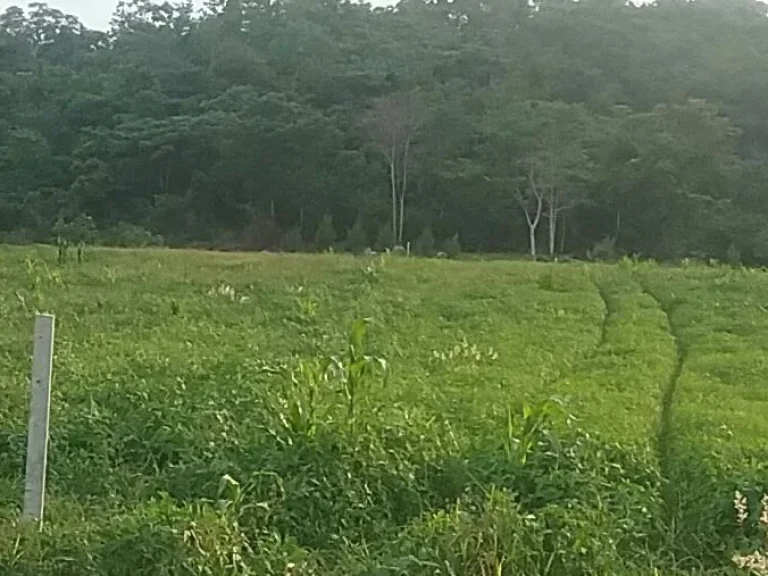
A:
[22,314,55,526]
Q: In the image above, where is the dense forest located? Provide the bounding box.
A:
[2,0,768,260]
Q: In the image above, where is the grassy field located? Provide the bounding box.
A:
[0,246,766,574]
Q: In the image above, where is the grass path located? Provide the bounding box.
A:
[541,267,677,445]
[636,277,690,541]
[636,282,684,464]
[635,264,768,564]
[593,278,612,350]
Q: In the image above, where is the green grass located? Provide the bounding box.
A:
[0,247,766,574]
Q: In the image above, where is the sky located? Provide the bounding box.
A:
[0,0,392,31]
[0,1,204,30]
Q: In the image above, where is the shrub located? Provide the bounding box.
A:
[442,234,462,259]
[752,229,768,264]
[314,215,336,252]
[726,243,741,265]
[280,227,304,252]
[345,219,368,254]
[374,224,392,252]
[103,223,161,248]
[52,214,96,244]
[0,228,34,244]
[588,236,617,261]
[241,214,281,250]
[732,489,768,574]
[413,226,435,256]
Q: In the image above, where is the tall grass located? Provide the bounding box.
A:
[0,248,764,573]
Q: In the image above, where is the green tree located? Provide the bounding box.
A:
[483,100,606,258]
[345,219,368,254]
[413,226,435,256]
[0,0,761,258]
[606,100,740,257]
[365,90,426,247]
[314,214,336,251]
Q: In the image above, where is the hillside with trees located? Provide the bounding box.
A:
[2,0,768,260]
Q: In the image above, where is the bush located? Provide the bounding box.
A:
[280,227,304,252]
[442,234,462,259]
[314,214,336,252]
[588,236,617,261]
[413,226,435,256]
[241,215,281,251]
[374,224,392,252]
[752,229,768,264]
[0,228,35,244]
[345,219,368,254]
[726,243,741,265]
[52,214,96,244]
[103,223,161,248]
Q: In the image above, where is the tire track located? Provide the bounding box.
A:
[530,274,612,405]
[593,280,613,350]
[637,279,686,512]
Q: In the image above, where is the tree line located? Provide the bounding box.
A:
[2,0,768,261]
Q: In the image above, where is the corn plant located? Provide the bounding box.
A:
[330,319,388,432]
[505,398,565,466]
[275,358,331,439]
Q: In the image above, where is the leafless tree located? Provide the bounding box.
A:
[516,168,544,260]
[365,90,424,246]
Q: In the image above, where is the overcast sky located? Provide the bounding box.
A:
[0,1,391,30]
[0,0,167,30]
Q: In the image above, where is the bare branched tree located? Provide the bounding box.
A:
[516,168,544,260]
[365,90,425,246]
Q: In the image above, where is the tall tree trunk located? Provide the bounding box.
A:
[559,213,567,255]
[521,169,544,262]
[390,145,397,246]
[398,136,411,246]
[548,200,557,258]
[161,167,170,194]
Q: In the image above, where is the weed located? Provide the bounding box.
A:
[330,319,388,431]
[430,337,499,370]
[733,490,768,574]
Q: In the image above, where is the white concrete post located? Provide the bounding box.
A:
[22,314,55,526]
